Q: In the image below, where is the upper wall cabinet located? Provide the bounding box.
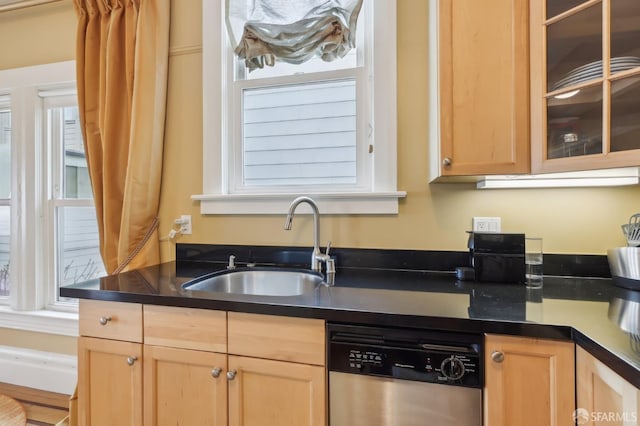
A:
[531,0,640,173]
[430,0,531,180]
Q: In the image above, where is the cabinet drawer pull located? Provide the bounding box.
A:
[126,356,138,366]
[99,316,112,325]
[491,351,504,363]
[442,157,452,166]
[211,367,222,378]
[226,370,237,380]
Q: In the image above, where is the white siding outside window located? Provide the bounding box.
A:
[195,0,405,214]
[241,79,357,187]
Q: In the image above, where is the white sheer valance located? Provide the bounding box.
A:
[226,0,364,71]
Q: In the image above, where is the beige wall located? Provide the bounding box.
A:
[0,2,75,68]
[1,0,639,356]
[0,328,76,355]
[160,0,640,258]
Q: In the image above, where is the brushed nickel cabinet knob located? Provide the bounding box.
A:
[211,367,222,378]
[126,356,137,366]
[226,370,237,380]
[491,351,504,363]
[99,316,112,325]
[442,157,452,166]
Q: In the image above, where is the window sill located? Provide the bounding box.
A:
[191,191,407,215]
[0,306,78,336]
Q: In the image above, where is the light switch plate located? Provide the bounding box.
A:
[472,217,501,233]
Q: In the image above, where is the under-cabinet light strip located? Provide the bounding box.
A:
[478,176,640,189]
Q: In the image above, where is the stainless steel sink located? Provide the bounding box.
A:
[182,268,324,297]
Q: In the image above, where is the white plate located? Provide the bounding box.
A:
[552,57,640,90]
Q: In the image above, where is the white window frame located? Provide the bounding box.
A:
[194,0,405,214]
[0,97,9,302]
[0,61,80,337]
[43,93,100,308]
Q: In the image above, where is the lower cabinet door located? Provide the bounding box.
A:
[78,336,143,426]
[484,334,575,426]
[228,355,326,426]
[577,346,640,425]
[144,345,228,426]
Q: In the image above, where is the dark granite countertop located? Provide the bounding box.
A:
[60,244,640,388]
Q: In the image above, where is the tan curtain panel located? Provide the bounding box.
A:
[74,0,170,273]
[226,0,363,71]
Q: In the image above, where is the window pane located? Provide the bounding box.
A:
[233,1,364,82]
[0,206,8,298]
[611,75,640,152]
[0,107,9,298]
[546,84,603,159]
[242,79,357,186]
[49,103,105,301]
[62,107,92,199]
[546,0,587,20]
[0,109,10,199]
[610,0,640,63]
[546,4,602,93]
[57,206,104,289]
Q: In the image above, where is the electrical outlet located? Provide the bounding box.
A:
[472,217,501,233]
[177,215,192,235]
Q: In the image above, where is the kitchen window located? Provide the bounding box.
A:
[0,61,103,335]
[194,0,405,214]
[0,98,9,299]
[44,96,104,303]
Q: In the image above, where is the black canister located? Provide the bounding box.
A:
[470,232,526,284]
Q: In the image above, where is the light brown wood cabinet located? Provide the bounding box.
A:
[143,305,228,426]
[78,300,144,426]
[144,345,228,426]
[78,336,143,426]
[576,346,640,425]
[228,355,326,426]
[433,0,640,179]
[77,300,327,426]
[530,0,640,174]
[431,0,530,179]
[226,312,326,426]
[484,334,575,426]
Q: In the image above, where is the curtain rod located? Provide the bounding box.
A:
[0,0,65,13]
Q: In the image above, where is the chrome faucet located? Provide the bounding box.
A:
[284,196,336,285]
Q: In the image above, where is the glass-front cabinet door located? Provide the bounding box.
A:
[531,0,640,173]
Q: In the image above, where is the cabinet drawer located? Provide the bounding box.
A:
[228,312,325,366]
[79,299,142,342]
[143,305,227,352]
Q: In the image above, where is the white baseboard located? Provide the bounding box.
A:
[0,345,77,395]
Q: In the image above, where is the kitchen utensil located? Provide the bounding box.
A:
[626,214,640,246]
[621,223,640,241]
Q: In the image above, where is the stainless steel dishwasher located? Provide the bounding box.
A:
[328,324,483,426]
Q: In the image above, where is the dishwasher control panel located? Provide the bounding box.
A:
[328,324,483,388]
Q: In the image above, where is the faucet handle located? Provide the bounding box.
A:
[227,255,236,270]
[325,241,332,255]
[325,255,336,286]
